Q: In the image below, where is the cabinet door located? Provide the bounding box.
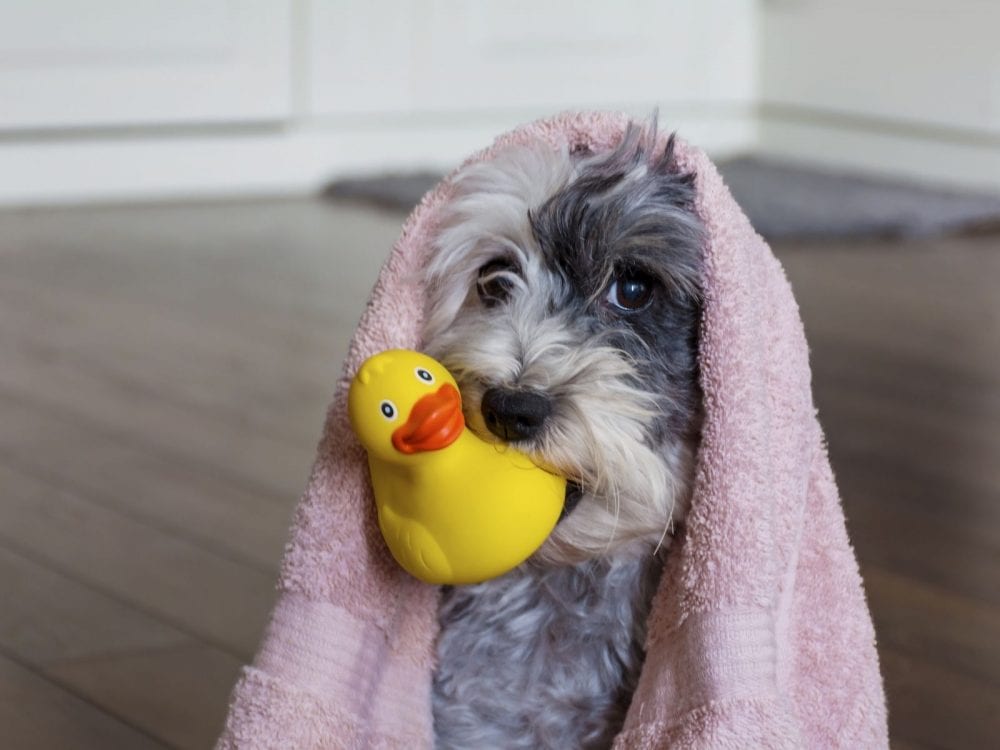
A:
[762,0,1000,135]
[0,1,292,130]
[306,0,756,117]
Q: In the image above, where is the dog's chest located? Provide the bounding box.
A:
[432,554,660,750]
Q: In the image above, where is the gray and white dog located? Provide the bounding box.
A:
[421,121,705,749]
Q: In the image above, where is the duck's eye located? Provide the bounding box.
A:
[605,270,656,312]
[476,258,518,307]
[415,367,435,384]
[379,400,397,420]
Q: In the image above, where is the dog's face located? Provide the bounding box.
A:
[422,126,704,563]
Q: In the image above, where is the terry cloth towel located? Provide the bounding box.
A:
[215,112,888,749]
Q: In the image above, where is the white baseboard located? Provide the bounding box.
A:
[759,107,1000,193]
[0,106,756,207]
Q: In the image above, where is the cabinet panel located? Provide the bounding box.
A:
[0,1,292,129]
[305,0,420,115]
[762,0,1000,134]
[307,0,756,117]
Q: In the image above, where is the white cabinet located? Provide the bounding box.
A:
[762,0,1000,135]
[0,0,762,204]
[757,0,1000,191]
[0,1,292,130]
[306,0,757,116]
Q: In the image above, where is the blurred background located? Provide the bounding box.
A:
[0,2,997,748]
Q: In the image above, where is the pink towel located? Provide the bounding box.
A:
[216,112,888,749]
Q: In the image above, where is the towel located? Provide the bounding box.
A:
[215,112,888,749]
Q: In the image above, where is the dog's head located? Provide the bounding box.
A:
[422,122,704,563]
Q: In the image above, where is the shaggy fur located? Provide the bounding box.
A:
[423,122,704,748]
[434,549,664,749]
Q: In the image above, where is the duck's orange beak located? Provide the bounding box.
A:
[392,384,464,454]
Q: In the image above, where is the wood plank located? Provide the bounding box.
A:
[0,273,335,450]
[832,441,1000,551]
[889,740,933,750]
[0,198,994,749]
[777,236,1000,382]
[863,565,1000,689]
[0,199,399,331]
[812,336,1000,423]
[0,545,185,665]
[881,648,1000,750]
[0,319,321,500]
[827,422,1000,552]
[0,462,277,659]
[846,497,999,609]
[0,394,293,572]
[0,544,242,748]
[0,200,401,500]
[48,643,243,750]
[0,198,404,747]
[776,235,1000,749]
[0,653,165,750]
[0,199,399,417]
[822,375,1000,466]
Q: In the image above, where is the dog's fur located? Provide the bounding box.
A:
[422,122,705,748]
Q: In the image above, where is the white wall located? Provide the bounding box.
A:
[0,0,758,206]
[759,0,1000,190]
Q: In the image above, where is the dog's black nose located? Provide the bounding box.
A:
[481,387,552,441]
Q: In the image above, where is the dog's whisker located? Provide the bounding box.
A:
[653,517,674,557]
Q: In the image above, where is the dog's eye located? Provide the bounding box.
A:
[606,271,655,311]
[476,258,517,307]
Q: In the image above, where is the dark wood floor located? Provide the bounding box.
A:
[0,197,997,749]
[778,235,1000,750]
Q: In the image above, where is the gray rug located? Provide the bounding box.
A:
[322,158,1000,241]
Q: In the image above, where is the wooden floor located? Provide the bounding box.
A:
[0,198,997,749]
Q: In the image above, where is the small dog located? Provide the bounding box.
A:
[421,121,705,749]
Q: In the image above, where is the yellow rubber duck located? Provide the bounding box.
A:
[348,349,565,585]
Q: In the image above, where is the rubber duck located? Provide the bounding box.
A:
[348,349,565,585]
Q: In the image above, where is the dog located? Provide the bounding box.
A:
[421,120,705,749]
